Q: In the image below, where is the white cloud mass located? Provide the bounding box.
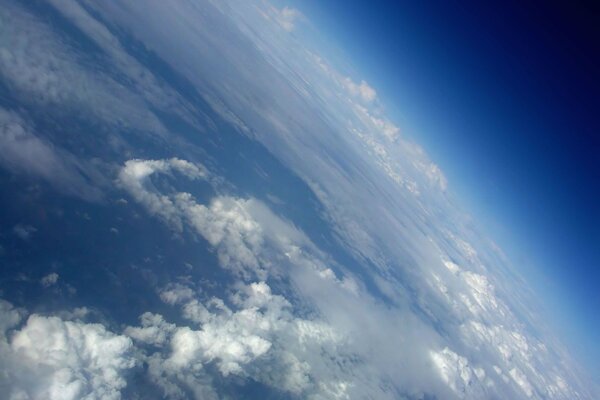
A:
[0,300,135,400]
[342,77,377,103]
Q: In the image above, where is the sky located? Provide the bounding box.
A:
[296,0,600,378]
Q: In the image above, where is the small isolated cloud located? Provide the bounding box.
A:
[13,224,37,240]
[342,77,377,103]
[275,6,303,32]
[40,272,59,287]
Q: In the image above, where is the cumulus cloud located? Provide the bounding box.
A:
[509,367,534,398]
[126,281,353,398]
[159,283,196,306]
[431,348,473,395]
[119,158,453,398]
[119,158,338,282]
[117,158,208,232]
[118,155,590,398]
[119,158,267,279]
[0,299,135,400]
[124,312,176,347]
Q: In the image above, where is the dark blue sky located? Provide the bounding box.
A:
[297,0,600,379]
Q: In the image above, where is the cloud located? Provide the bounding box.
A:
[12,224,37,241]
[159,283,196,306]
[509,367,534,398]
[120,158,327,281]
[40,273,59,287]
[0,299,135,400]
[1,0,592,398]
[342,77,377,103]
[119,158,448,398]
[274,7,303,32]
[119,156,589,398]
[126,281,352,398]
[0,1,169,136]
[124,312,176,347]
[430,347,488,398]
[117,158,208,232]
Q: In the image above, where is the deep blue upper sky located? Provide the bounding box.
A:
[297,0,600,379]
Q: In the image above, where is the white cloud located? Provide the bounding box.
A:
[174,194,266,279]
[119,155,590,398]
[342,77,377,103]
[159,283,196,305]
[124,312,176,347]
[40,273,59,287]
[0,299,135,400]
[120,158,340,282]
[444,260,461,274]
[127,281,352,398]
[117,158,208,232]
[274,7,303,32]
[509,367,534,397]
[430,347,474,396]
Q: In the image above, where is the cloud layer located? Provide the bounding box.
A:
[0,0,595,399]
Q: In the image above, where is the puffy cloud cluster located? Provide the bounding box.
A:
[117,158,208,233]
[0,299,134,400]
[125,281,350,398]
[429,255,583,399]
[118,155,590,399]
[430,347,487,398]
[119,158,419,398]
[119,158,342,282]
